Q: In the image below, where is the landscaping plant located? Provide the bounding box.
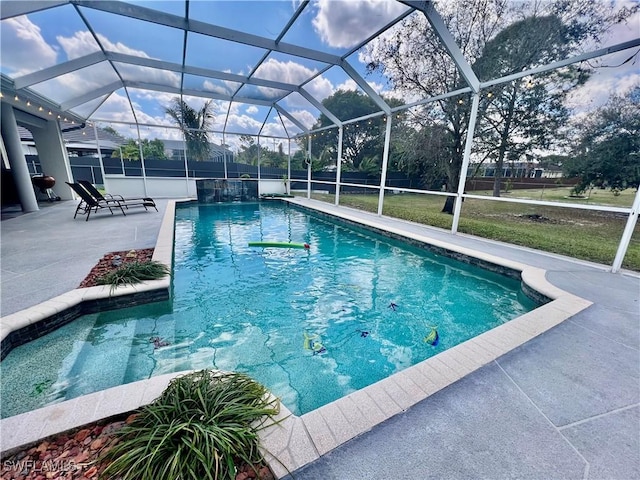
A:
[100,370,280,480]
[96,260,170,290]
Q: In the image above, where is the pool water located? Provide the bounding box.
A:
[1,203,537,418]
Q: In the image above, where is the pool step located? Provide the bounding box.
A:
[63,315,137,399]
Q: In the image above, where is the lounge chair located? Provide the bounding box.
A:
[65,182,156,221]
[78,180,157,211]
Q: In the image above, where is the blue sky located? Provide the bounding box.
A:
[1,0,638,152]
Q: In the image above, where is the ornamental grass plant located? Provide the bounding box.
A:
[100,370,280,480]
[96,260,170,290]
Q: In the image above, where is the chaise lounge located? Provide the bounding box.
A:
[78,180,157,210]
[65,182,157,221]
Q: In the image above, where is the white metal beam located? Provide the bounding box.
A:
[72,0,342,66]
[403,1,480,93]
[612,185,640,273]
[60,81,122,110]
[335,126,344,205]
[481,38,640,90]
[341,60,391,115]
[298,88,342,127]
[274,104,309,132]
[105,52,299,92]
[14,52,106,89]
[0,0,68,20]
[452,93,480,233]
[377,115,393,215]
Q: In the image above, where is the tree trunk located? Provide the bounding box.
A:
[442,196,455,214]
[493,88,517,197]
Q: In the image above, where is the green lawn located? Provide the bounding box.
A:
[300,188,640,271]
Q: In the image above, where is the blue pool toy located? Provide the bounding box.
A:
[311,341,326,355]
[423,326,439,346]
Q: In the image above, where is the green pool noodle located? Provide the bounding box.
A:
[249,241,309,249]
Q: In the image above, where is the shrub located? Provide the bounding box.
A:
[96,260,170,290]
[100,370,280,480]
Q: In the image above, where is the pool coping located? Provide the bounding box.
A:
[0,199,593,478]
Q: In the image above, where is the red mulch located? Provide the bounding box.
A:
[78,248,155,288]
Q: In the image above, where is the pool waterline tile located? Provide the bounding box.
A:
[0,199,593,478]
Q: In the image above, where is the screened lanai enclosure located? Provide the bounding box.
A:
[1,0,639,271]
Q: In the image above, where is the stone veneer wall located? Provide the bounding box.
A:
[290,201,552,306]
[0,288,169,361]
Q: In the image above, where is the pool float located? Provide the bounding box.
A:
[303,332,317,350]
[423,327,439,346]
[249,241,310,249]
[303,332,327,354]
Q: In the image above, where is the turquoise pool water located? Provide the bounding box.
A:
[1,203,537,418]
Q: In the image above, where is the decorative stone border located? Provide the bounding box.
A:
[0,199,592,480]
[254,198,592,477]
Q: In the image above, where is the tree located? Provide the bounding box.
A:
[111,138,168,160]
[236,135,286,168]
[472,15,587,196]
[143,138,168,160]
[394,122,453,190]
[308,90,405,173]
[102,126,124,140]
[565,86,640,193]
[363,0,637,210]
[310,90,382,171]
[164,98,213,161]
[236,135,259,165]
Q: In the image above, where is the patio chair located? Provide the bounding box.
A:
[66,182,124,221]
[78,180,157,211]
[66,182,156,221]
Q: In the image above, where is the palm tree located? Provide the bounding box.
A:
[165,98,214,161]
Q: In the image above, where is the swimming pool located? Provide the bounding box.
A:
[0,202,538,418]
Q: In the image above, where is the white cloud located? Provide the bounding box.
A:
[56,30,100,60]
[312,0,408,49]
[246,105,259,115]
[335,79,359,92]
[92,92,136,123]
[253,58,319,100]
[254,58,317,84]
[567,70,640,113]
[202,79,234,95]
[303,75,334,101]
[288,109,316,129]
[0,16,58,76]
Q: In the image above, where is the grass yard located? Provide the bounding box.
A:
[302,187,640,271]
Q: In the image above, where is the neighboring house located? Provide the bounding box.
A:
[161,139,234,163]
[19,125,234,163]
[19,123,124,158]
[470,160,557,179]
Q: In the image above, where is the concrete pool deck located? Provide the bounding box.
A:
[1,198,638,479]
